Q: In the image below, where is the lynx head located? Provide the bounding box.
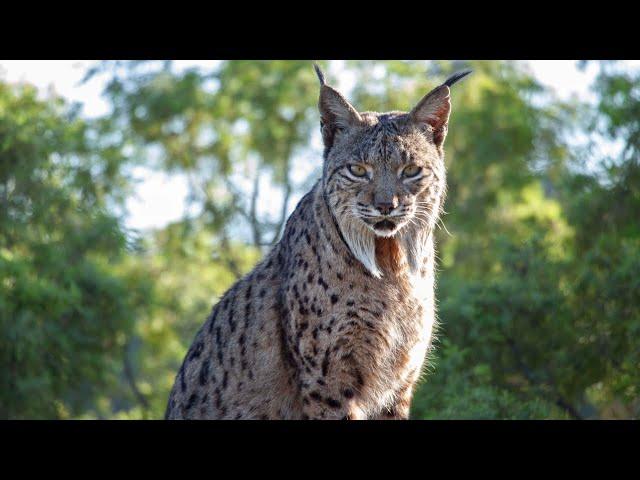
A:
[314,64,470,278]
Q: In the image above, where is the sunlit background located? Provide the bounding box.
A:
[1,60,638,419]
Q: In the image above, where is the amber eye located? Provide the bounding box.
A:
[348,164,368,177]
[402,165,422,178]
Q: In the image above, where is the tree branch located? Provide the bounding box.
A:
[505,335,583,420]
[271,158,292,246]
[123,341,150,413]
[219,231,243,280]
[249,168,262,248]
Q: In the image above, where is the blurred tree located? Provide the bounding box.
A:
[412,60,640,419]
[0,81,152,418]
[558,61,640,417]
[85,60,322,251]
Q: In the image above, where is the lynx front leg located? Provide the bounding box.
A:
[298,371,367,420]
[373,374,419,420]
[297,347,374,420]
[375,395,413,420]
[300,386,366,420]
[291,310,396,420]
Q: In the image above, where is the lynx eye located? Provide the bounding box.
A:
[348,164,368,178]
[402,165,422,178]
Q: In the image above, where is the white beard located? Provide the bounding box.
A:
[337,213,433,279]
[400,224,432,275]
[338,215,382,278]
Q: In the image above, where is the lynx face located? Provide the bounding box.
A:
[316,66,466,277]
[323,112,446,240]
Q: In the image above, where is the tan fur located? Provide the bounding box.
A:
[165,66,463,420]
[375,237,405,274]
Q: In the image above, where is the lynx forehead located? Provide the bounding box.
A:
[165,64,470,420]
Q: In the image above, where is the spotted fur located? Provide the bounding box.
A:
[165,65,469,420]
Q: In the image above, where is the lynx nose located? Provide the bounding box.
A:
[375,200,396,215]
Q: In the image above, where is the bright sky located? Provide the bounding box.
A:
[1,60,637,231]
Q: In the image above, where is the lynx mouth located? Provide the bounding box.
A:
[373,219,397,232]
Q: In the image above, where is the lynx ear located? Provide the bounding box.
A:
[409,85,452,148]
[314,63,362,149]
[409,69,472,148]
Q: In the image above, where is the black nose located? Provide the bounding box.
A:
[375,202,395,215]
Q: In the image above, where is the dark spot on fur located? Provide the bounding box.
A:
[188,341,204,361]
[228,304,236,333]
[321,348,330,377]
[199,358,210,385]
[185,393,198,410]
[343,388,355,399]
[360,306,381,318]
[309,391,322,402]
[354,369,364,387]
[179,364,186,392]
[208,307,219,333]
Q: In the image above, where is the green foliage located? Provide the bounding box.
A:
[2,60,639,419]
[76,223,260,419]
[0,82,152,418]
[411,340,559,419]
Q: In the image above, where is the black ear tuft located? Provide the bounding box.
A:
[313,62,326,86]
[443,69,472,88]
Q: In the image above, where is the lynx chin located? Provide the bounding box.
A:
[165,64,471,420]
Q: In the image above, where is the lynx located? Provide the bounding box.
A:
[165,64,471,419]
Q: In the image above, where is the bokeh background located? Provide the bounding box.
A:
[1,60,638,419]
